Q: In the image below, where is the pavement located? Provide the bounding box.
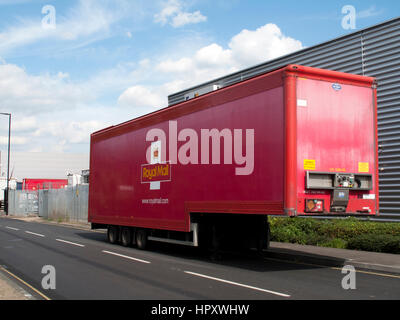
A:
[0,267,33,300]
[0,214,399,300]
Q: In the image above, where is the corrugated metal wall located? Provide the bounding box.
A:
[168,17,400,221]
[38,185,89,223]
[8,190,39,216]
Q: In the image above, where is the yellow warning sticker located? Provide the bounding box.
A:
[358,162,369,173]
[304,159,316,170]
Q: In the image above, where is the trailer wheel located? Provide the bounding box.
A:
[121,227,132,247]
[107,225,119,244]
[136,229,147,250]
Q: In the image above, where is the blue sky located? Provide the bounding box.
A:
[0,0,398,156]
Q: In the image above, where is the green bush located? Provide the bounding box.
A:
[347,234,400,254]
[270,224,309,244]
[318,238,348,249]
[269,217,400,254]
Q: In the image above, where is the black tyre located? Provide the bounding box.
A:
[107,225,119,244]
[136,229,147,250]
[121,227,132,247]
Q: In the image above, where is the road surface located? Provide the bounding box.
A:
[0,217,399,300]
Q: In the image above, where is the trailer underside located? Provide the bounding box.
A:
[91,213,270,253]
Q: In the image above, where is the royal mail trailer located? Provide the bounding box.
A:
[89,64,378,251]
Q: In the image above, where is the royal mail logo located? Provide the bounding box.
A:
[141,163,171,183]
[153,148,159,159]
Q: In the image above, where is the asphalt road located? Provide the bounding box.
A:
[0,217,399,300]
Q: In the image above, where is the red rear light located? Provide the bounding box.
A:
[305,199,324,213]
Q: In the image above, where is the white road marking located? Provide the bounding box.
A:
[56,239,85,247]
[102,250,151,264]
[5,226,19,231]
[25,231,45,237]
[184,271,291,298]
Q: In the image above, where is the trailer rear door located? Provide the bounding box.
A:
[295,77,377,215]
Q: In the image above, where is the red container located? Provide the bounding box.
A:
[89,65,378,247]
[23,178,68,191]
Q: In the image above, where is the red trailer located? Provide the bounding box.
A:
[89,65,379,250]
[23,178,68,191]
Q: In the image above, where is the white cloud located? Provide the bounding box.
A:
[153,23,302,87]
[33,120,105,151]
[0,59,112,152]
[357,5,384,19]
[0,0,120,55]
[12,116,38,132]
[155,23,302,78]
[156,44,233,73]
[118,85,166,109]
[194,43,233,68]
[57,72,69,79]
[156,57,194,73]
[171,10,207,28]
[154,0,180,25]
[0,63,94,114]
[0,135,28,145]
[229,23,303,66]
[119,23,302,110]
[154,0,207,28]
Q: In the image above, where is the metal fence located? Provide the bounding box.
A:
[8,190,39,216]
[168,17,400,221]
[38,185,88,223]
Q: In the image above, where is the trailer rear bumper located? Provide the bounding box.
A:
[295,212,377,217]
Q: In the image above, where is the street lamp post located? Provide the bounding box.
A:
[1,113,11,215]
